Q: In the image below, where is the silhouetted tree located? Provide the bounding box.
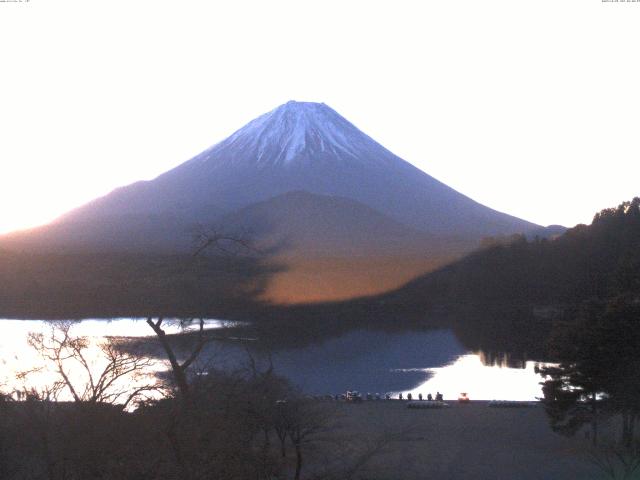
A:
[539,297,640,447]
[26,321,161,409]
[145,230,256,404]
[145,317,210,403]
[273,397,331,480]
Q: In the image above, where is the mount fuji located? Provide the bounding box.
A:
[52,101,535,236]
[2,101,539,302]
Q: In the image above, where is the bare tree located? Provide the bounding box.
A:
[145,230,255,403]
[191,226,255,258]
[274,398,331,480]
[25,321,161,409]
[145,317,212,402]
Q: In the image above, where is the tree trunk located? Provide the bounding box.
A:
[146,318,191,400]
[591,392,598,447]
[294,443,302,480]
[622,411,632,448]
[276,430,287,458]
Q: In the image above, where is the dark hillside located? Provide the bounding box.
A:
[383,197,640,311]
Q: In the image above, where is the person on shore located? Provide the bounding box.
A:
[427,393,433,401]
[407,393,412,401]
[418,393,423,401]
[399,393,403,400]
[436,392,443,402]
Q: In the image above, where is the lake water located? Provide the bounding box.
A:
[0,318,548,402]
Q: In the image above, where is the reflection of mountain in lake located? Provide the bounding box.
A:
[208,329,467,395]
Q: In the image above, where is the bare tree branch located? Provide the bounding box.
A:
[25,321,161,409]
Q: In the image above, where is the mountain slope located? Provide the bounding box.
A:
[217,190,468,257]
[212,191,474,303]
[53,101,537,239]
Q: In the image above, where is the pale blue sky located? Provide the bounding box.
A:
[1,0,639,233]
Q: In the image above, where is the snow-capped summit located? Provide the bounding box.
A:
[192,100,395,168]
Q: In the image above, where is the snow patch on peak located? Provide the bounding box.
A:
[283,100,325,107]
[193,101,400,171]
[207,101,367,165]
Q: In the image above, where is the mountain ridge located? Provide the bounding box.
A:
[216,189,473,257]
[51,101,538,238]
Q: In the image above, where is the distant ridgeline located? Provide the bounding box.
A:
[380,197,640,310]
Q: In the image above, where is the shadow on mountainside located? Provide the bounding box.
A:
[0,248,286,319]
